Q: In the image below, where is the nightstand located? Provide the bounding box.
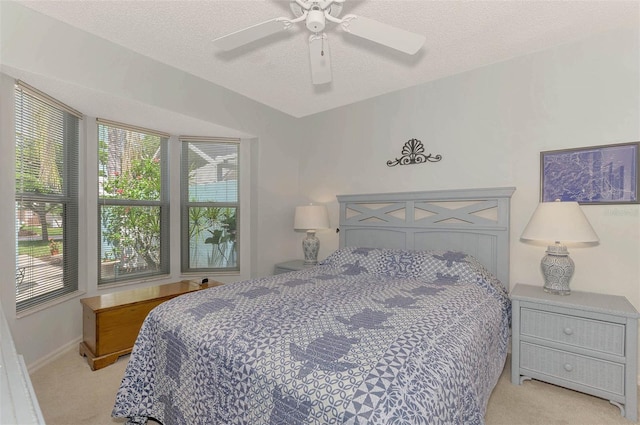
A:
[510,283,639,422]
[274,259,315,274]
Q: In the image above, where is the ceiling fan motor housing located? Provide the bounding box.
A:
[306,9,326,32]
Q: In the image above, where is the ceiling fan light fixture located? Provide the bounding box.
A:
[306,8,326,32]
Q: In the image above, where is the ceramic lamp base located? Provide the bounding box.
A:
[541,244,574,295]
[302,230,320,265]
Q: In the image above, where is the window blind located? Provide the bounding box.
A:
[15,83,80,312]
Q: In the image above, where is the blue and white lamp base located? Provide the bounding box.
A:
[302,230,320,265]
[541,244,575,295]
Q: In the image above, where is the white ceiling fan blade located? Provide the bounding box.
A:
[213,18,291,51]
[309,34,332,85]
[341,15,426,55]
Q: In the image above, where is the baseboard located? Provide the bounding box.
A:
[27,336,82,374]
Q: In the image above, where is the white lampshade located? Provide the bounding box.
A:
[294,205,329,230]
[521,200,599,296]
[521,201,599,244]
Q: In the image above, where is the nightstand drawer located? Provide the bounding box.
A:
[520,342,624,396]
[520,307,625,356]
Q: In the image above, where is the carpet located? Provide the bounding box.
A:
[30,349,636,425]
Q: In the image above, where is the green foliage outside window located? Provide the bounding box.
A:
[100,156,162,271]
[188,206,237,268]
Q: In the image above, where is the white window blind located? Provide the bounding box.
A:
[97,119,169,285]
[15,82,80,312]
[180,138,240,272]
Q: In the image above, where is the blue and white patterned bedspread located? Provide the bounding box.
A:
[113,248,511,425]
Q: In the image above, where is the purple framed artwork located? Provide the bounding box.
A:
[541,142,639,204]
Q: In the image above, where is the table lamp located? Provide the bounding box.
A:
[294,204,329,265]
[520,200,599,295]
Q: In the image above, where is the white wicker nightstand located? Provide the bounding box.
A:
[510,284,639,422]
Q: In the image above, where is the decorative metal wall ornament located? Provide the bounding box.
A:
[387,138,442,167]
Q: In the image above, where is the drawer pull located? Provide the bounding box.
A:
[564,363,574,372]
[563,327,574,335]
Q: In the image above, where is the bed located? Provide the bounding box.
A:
[113,187,515,425]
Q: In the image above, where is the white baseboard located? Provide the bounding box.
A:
[27,336,82,374]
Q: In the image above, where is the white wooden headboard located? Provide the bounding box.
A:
[337,187,516,288]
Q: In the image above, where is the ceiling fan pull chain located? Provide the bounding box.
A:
[321,34,325,56]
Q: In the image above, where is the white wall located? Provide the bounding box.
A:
[298,28,640,308]
[0,2,305,367]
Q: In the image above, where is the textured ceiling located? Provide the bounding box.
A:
[16,0,639,118]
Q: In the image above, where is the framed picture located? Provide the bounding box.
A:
[540,142,639,204]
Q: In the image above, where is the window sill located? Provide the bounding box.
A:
[97,274,172,291]
[181,270,241,279]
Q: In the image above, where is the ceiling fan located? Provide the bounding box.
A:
[213,0,426,85]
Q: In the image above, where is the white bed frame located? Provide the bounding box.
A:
[337,187,516,288]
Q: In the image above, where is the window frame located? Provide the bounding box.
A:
[97,119,170,286]
[14,81,80,312]
[180,138,241,274]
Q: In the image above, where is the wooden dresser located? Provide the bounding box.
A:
[511,283,639,422]
[79,280,222,370]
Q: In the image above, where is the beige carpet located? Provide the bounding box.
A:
[30,349,636,425]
